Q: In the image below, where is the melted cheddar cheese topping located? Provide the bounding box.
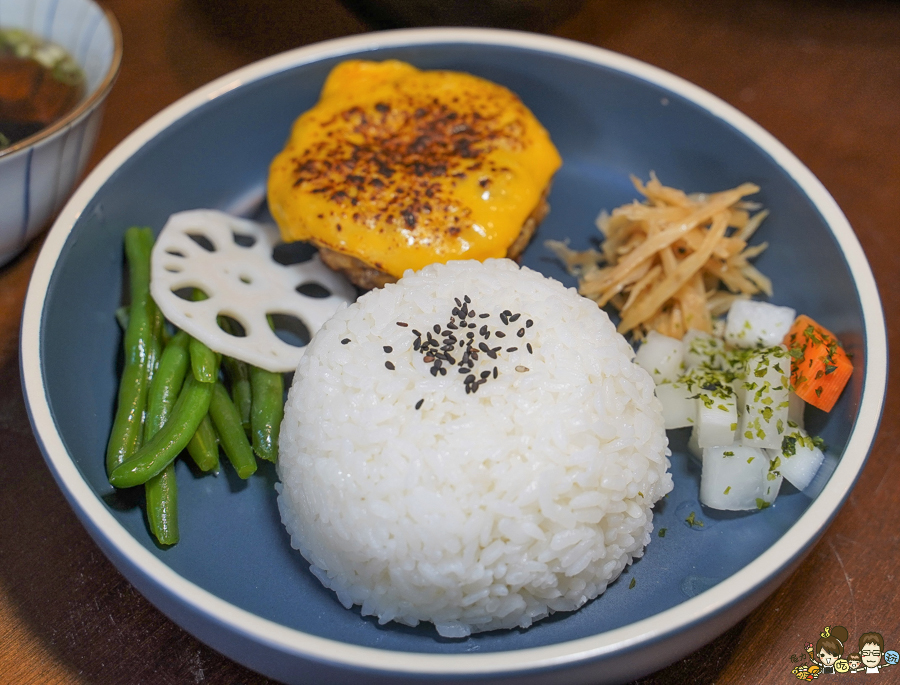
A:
[267,60,562,278]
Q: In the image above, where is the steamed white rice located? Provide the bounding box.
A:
[276,258,672,637]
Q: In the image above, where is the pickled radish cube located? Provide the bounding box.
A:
[687,424,702,462]
[788,392,806,430]
[696,387,738,448]
[725,300,796,348]
[635,330,684,383]
[700,446,782,511]
[683,329,727,370]
[766,426,825,492]
[655,381,697,429]
[739,345,791,450]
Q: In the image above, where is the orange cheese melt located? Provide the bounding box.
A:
[267,60,562,278]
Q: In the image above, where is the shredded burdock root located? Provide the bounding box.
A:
[547,174,772,340]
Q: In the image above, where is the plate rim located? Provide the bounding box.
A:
[20,26,888,677]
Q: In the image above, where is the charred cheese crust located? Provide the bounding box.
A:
[267,60,561,286]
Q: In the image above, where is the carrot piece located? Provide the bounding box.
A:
[783,315,853,412]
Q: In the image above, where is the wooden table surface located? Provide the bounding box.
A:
[1,1,897,682]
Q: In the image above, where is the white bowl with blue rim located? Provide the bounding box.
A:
[20,28,886,684]
[0,0,121,266]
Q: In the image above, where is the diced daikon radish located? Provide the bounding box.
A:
[635,330,684,383]
[687,424,703,462]
[788,392,806,430]
[655,381,697,429]
[683,329,727,370]
[739,345,791,450]
[724,300,796,348]
[700,445,781,511]
[765,425,825,492]
[687,368,738,448]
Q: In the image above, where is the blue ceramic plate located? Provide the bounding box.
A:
[21,28,886,684]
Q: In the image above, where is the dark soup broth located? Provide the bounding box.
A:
[0,28,86,150]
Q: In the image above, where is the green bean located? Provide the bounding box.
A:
[222,355,252,433]
[142,329,190,546]
[109,375,213,488]
[145,463,178,545]
[189,335,219,383]
[143,330,190,442]
[106,227,157,477]
[186,414,219,472]
[209,381,257,478]
[187,289,219,383]
[249,365,283,463]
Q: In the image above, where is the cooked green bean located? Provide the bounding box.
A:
[143,330,190,442]
[145,463,178,545]
[222,355,252,434]
[187,414,219,472]
[187,289,218,383]
[142,329,190,545]
[109,375,213,488]
[249,365,283,463]
[106,227,156,477]
[209,381,257,478]
[189,335,219,383]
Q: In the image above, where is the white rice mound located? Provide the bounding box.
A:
[276,258,672,638]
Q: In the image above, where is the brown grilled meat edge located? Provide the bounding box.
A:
[316,184,553,291]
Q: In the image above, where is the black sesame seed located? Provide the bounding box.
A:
[506,347,518,352]
[445,353,456,365]
[448,321,458,330]
[341,338,350,345]
[495,331,506,338]
[451,307,460,317]
[466,331,475,339]
[465,374,476,383]
[479,325,488,336]
[509,313,521,322]
[454,297,462,307]
[467,310,476,318]
[412,329,422,336]
[385,361,395,370]
[397,322,408,327]
[430,366,439,376]
[468,322,477,328]
[526,319,533,328]
[439,367,447,376]
[486,349,498,360]
[433,324,441,334]
[413,339,421,351]
[493,366,498,379]
[478,342,490,353]
[527,343,533,354]
[500,312,509,325]
[517,328,525,338]
[415,399,424,410]
[479,313,489,319]
[480,370,491,379]
[464,295,471,304]
[383,346,392,353]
